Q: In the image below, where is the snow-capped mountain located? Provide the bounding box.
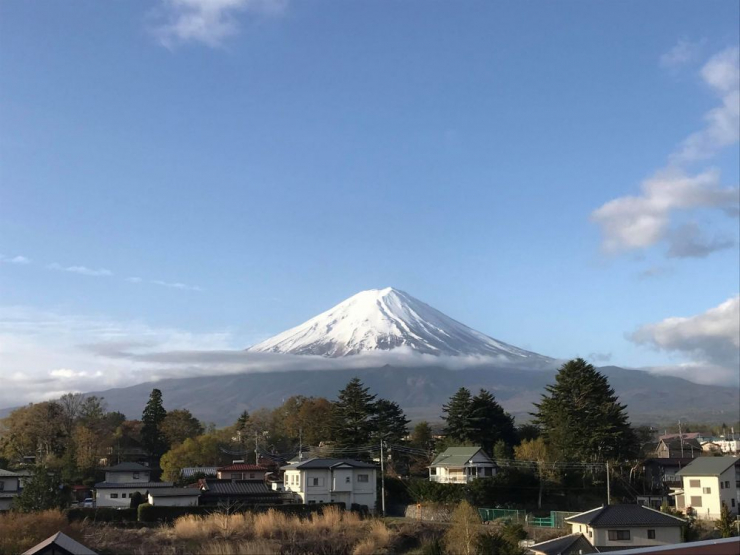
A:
[248,287,552,362]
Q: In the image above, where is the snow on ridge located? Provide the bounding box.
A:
[248,287,552,362]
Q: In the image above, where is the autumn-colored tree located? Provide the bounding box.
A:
[444,500,482,555]
[160,409,204,447]
[160,431,234,482]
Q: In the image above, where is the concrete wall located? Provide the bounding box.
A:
[105,471,150,484]
[148,494,199,506]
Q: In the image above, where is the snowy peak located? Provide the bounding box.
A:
[248,287,550,362]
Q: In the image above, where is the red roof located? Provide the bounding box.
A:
[218,464,268,472]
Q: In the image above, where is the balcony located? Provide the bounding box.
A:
[430,475,470,484]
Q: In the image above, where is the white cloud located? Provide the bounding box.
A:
[592,47,740,255]
[0,254,31,264]
[665,222,735,259]
[48,263,113,277]
[126,277,144,283]
[152,0,287,48]
[151,280,203,292]
[660,38,705,68]
[631,295,740,385]
[591,169,738,252]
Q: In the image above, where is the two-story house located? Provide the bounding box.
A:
[673,456,740,520]
[281,458,377,511]
[217,463,268,481]
[565,504,686,551]
[428,447,496,484]
[93,462,173,508]
[656,438,702,459]
[0,469,22,511]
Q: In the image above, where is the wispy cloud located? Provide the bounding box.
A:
[665,222,735,259]
[48,263,113,277]
[0,254,31,264]
[631,295,740,385]
[152,280,203,292]
[592,47,740,256]
[151,0,288,49]
[660,38,706,69]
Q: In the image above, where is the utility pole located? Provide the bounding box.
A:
[678,420,684,458]
[255,431,259,465]
[606,461,611,505]
[380,439,386,517]
[298,427,303,462]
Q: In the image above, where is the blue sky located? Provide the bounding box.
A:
[1,1,738,405]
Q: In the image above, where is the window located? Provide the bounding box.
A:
[726,481,731,488]
[0,482,4,491]
[608,530,630,541]
[110,493,119,499]
[308,500,315,504]
[721,482,724,489]
[133,472,140,479]
[311,477,324,487]
[345,476,351,483]
[703,487,711,494]
[732,499,736,508]
[648,530,656,539]
[689,479,700,487]
[121,493,127,498]
[357,474,369,483]
[690,496,703,507]
[249,473,255,479]
[588,530,592,538]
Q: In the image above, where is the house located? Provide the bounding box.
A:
[528,533,598,555]
[565,504,686,551]
[428,447,496,484]
[147,488,201,506]
[21,532,97,555]
[672,456,740,520]
[217,463,268,480]
[197,478,286,506]
[655,438,702,459]
[93,462,173,508]
[0,468,22,511]
[180,466,218,481]
[601,536,740,554]
[281,458,377,510]
[640,458,696,493]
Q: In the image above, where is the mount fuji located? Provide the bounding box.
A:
[248,287,552,364]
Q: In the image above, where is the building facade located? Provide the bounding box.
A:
[674,456,740,520]
[94,462,173,508]
[282,458,377,510]
[0,469,21,511]
[428,447,496,484]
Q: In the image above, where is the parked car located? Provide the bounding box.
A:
[82,498,94,508]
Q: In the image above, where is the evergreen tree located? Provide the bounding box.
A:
[12,466,67,512]
[493,440,512,461]
[372,399,410,444]
[716,502,736,538]
[442,388,475,443]
[532,358,637,462]
[331,378,377,451]
[469,389,517,453]
[410,421,434,451]
[141,389,169,459]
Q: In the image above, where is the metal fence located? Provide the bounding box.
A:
[478,508,580,528]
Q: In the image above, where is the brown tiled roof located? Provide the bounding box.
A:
[218,464,268,472]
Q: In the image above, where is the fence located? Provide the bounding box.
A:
[478,508,580,529]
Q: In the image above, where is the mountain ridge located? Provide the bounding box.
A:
[248,287,552,365]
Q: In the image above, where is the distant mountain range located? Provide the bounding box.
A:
[2,288,738,425]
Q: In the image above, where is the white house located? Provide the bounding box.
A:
[673,456,740,520]
[0,469,22,511]
[428,447,496,484]
[147,488,200,506]
[94,462,173,508]
[281,458,377,511]
[565,504,686,551]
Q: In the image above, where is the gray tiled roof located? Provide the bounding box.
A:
[94,481,173,489]
[0,469,21,477]
[201,480,275,496]
[149,488,201,497]
[22,532,97,555]
[105,462,150,472]
[529,533,590,555]
[566,504,686,527]
[282,458,377,470]
[181,466,218,478]
[675,456,739,477]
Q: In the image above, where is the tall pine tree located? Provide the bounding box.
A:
[331,378,377,451]
[469,389,517,454]
[442,387,475,443]
[533,358,637,462]
[372,399,410,444]
[142,388,169,459]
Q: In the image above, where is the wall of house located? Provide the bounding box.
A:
[591,526,681,548]
[104,471,150,484]
[718,467,739,516]
[0,499,14,511]
[148,495,199,506]
[96,488,148,508]
[0,477,20,493]
[683,475,722,519]
[218,471,261,480]
[283,468,376,510]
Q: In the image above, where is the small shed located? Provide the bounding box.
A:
[21,532,97,555]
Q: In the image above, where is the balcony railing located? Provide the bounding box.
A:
[430,475,470,484]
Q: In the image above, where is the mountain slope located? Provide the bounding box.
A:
[249,287,551,363]
[47,365,740,427]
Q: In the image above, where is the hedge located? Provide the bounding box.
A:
[67,507,138,523]
[137,502,347,523]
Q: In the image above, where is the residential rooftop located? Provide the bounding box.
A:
[675,456,739,477]
[281,458,377,470]
[430,447,491,467]
[566,504,686,527]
